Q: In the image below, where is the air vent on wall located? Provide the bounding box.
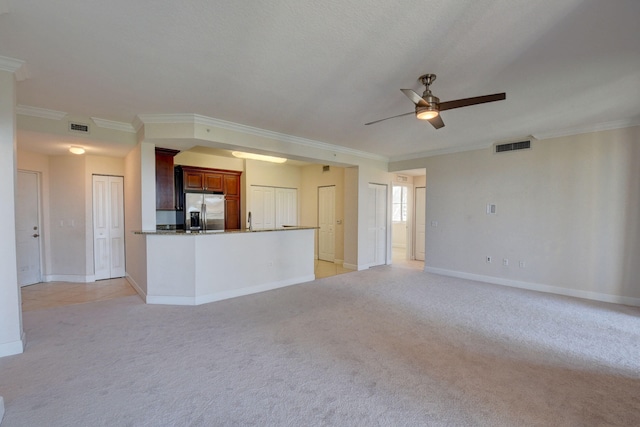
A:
[322,165,330,172]
[495,140,531,153]
[69,121,90,134]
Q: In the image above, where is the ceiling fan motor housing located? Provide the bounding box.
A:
[416,91,440,119]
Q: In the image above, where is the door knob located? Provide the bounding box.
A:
[33,233,40,238]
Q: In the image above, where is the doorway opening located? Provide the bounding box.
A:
[390,171,425,269]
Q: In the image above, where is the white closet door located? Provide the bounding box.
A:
[93,175,125,280]
[318,186,335,262]
[250,186,275,230]
[276,188,297,227]
[367,183,387,267]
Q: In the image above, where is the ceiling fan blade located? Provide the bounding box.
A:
[365,111,414,126]
[428,115,445,129]
[400,89,429,107]
[439,93,506,111]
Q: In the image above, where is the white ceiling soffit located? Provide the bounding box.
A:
[2,0,640,160]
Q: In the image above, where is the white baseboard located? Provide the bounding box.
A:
[43,274,95,283]
[125,275,146,301]
[425,267,640,307]
[1,395,5,426]
[0,333,25,358]
[343,263,358,271]
[146,275,316,306]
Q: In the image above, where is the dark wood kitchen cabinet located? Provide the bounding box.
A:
[224,197,241,230]
[155,148,180,210]
[177,166,242,230]
[182,168,224,192]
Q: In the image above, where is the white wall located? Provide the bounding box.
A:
[0,68,23,357]
[48,155,87,279]
[343,167,359,269]
[0,69,24,357]
[174,151,244,171]
[419,126,640,305]
[124,142,148,295]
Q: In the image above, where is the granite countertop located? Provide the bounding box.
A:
[134,226,318,235]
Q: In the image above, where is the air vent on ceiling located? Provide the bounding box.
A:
[495,140,531,153]
[69,121,90,134]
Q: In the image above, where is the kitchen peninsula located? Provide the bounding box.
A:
[134,227,316,305]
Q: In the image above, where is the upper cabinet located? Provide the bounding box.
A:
[155,148,180,210]
[223,173,240,197]
[182,168,224,192]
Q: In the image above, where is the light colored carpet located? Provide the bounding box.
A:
[1,267,639,426]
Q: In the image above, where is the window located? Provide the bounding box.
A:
[392,186,407,222]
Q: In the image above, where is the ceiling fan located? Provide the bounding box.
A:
[365,74,506,129]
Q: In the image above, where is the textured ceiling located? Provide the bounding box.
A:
[1,0,639,160]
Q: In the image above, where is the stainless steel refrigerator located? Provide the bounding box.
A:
[184,193,225,231]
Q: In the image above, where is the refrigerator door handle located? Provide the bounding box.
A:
[201,203,207,230]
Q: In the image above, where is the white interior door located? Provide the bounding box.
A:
[318,186,335,262]
[93,175,125,280]
[275,188,297,227]
[16,171,42,287]
[367,183,388,267]
[415,187,426,261]
[250,186,275,230]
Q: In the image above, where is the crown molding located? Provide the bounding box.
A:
[16,104,67,120]
[0,55,23,72]
[532,117,640,140]
[91,117,136,133]
[390,141,491,162]
[0,55,29,81]
[136,113,388,162]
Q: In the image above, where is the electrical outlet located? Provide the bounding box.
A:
[519,261,525,268]
[503,258,509,266]
[486,256,492,263]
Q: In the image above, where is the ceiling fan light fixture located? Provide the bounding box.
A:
[416,107,439,120]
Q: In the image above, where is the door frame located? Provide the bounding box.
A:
[16,170,43,286]
[414,186,426,262]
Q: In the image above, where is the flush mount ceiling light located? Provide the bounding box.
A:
[69,146,85,155]
[231,151,287,164]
